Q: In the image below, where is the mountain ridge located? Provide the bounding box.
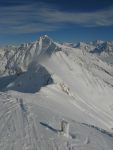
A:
[0,35,113,150]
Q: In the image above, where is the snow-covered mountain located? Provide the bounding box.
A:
[0,35,113,150]
[73,40,113,64]
[0,35,61,75]
[74,40,113,54]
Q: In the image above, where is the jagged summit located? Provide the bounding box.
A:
[92,40,104,45]
[1,35,61,74]
[40,34,49,39]
[37,35,52,43]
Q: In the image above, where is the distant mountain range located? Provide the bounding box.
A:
[63,40,113,54]
[63,40,113,64]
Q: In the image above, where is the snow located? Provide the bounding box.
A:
[72,40,113,64]
[0,35,113,150]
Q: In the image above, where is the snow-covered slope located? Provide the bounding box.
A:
[0,91,113,150]
[0,35,113,150]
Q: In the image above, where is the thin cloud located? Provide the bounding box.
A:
[0,3,113,34]
[0,23,59,34]
[40,6,113,27]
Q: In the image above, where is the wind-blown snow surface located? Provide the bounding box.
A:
[0,35,113,150]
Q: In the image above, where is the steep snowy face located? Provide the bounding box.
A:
[2,35,60,74]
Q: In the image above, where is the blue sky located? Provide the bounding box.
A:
[0,0,113,45]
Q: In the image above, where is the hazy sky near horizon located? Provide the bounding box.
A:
[0,0,113,44]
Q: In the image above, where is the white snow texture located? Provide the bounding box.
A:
[0,35,113,150]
